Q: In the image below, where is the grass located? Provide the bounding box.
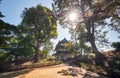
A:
[76,62,107,76]
[27,60,62,68]
[79,63,105,73]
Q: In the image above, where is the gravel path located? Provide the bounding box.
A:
[15,64,107,78]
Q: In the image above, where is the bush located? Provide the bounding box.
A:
[108,68,120,78]
[77,62,107,75]
[111,42,120,51]
[27,60,62,68]
[80,63,89,69]
[90,65,105,73]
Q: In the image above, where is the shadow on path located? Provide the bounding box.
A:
[0,69,32,78]
[57,63,108,78]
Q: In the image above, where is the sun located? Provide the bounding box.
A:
[68,12,77,22]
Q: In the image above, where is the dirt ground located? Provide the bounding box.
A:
[0,64,108,78]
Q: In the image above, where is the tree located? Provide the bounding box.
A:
[0,0,35,61]
[0,19,19,60]
[52,0,120,66]
[13,25,35,59]
[0,0,4,17]
[64,42,73,51]
[21,4,57,62]
[42,40,54,54]
[40,49,48,59]
[52,0,120,56]
[0,0,19,61]
[75,24,90,56]
[40,40,54,59]
[0,20,16,51]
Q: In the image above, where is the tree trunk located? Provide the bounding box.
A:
[81,0,100,56]
[89,34,100,55]
[34,41,40,63]
[15,55,19,61]
[80,0,109,66]
[89,33,109,66]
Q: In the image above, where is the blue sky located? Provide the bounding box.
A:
[0,0,119,51]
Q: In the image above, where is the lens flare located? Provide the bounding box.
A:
[68,12,77,22]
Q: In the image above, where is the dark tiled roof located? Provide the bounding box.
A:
[61,38,68,43]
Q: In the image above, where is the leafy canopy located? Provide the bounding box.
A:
[21,4,57,42]
[21,4,58,62]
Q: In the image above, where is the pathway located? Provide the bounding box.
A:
[0,64,108,78]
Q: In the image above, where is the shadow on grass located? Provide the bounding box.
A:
[0,69,32,78]
[82,71,108,78]
[57,66,108,78]
[57,66,81,77]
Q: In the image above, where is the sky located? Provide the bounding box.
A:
[0,0,119,51]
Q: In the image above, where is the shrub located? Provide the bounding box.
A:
[77,62,107,75]
[80,63,89,69]
[27,60,62,68]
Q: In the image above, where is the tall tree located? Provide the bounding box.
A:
[21,4,57,62]
[52,0,120,56]
[52,0,120,65]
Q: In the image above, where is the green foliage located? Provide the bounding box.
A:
[0,19,21,61]
[0,2,35,61]
[64,42,73,52]
[0,52,8,61]
[0,12,4,18]
[40,41,54,59]
[0,19,35,61]
[21,4,58,41]
[0,4,58,62]
[53,0,120,55]
[78,62,106,74]
[42,41,53,53]
[27,60,62,68]
[83,46,92,54]
[80,63,90,69]
[108,50,120,77]
[112,42,120,51]
[74,50,120,77]
[0,0,4,18]
[0,20,17,51]
[21,4,58,62]
[40,49,48,59]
